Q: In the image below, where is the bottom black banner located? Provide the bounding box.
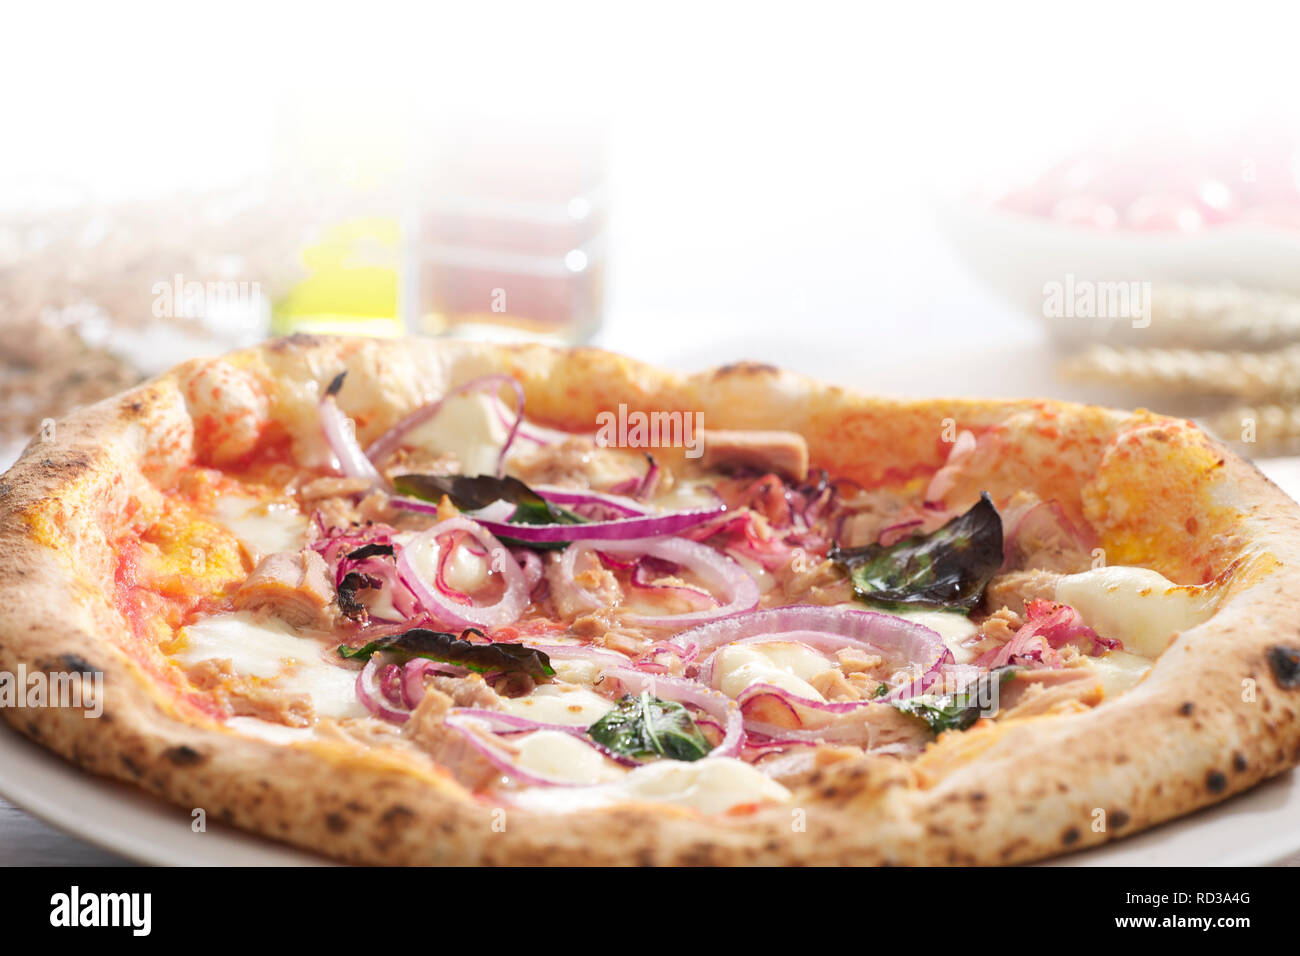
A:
[8,864,1285,940]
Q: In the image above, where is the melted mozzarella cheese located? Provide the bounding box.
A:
[551,658,603,685]
[713,641,830,701]
[616,757,791,813]
[511,757,792,814]
[514,731,625,784]
[655,479,727,512]
[403,392,507,476]
[1085,649,1154,698]
[400,529,495,600]
[726,550,777,593]
[886,608,981,664]
[225,716,315,743]
[502,685,615,726]
[174,612,365,719]
[210,496,307,561]
[442,544,490,593]
[1054,566,1216,657]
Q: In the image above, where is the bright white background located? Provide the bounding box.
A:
[3,1,1297,394]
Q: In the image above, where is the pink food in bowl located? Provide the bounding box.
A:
[995,128,1300,233]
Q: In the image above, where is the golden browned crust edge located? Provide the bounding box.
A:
[2,334,1299,865]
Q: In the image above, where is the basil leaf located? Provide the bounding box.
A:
[337,627,555,678]
[587,692,712,762]
[337,571,382,620]
[891,668,1016,735]
[393,473,587,549]
[393,473,584,526]
[346,543,394,560]
[830,491,1003,612]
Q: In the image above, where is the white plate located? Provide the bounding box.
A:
[3,460,1299,866]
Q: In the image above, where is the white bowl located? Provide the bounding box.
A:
[939,201,1300,347]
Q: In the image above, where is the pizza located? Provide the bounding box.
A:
[2,334,1299,866]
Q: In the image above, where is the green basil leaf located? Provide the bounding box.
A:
[393,473,587,549]
[830,491,1003,612]
[337,627,555,678]
[891,667,1016,735]
[393,473,584,525]
[587,692,712,762]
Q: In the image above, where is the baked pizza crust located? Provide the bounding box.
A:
[2,333,1299,865]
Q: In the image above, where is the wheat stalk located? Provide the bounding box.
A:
[1062,344,1300,401]
[1143,282,1300,349]
[1206,403,1300,454]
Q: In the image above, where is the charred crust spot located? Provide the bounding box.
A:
[39,452,92,476]
[61,653,94,673]
[713,361,779,379]
[1110,809,1131,829]
[1062,827,1081,845]
[164,745,204,766]
[1206,770,1228,794]
[1267,646,1300,688]
[120,754,142,777]
[380,805,414,825]
[325,813,349,834]
[1233,752,1249,773]
[681,842,718,866]
[1179,701,1196,716]
[270,333,327,352]
[325,371,347,397]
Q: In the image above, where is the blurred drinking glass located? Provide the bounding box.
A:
[405,116,608,344]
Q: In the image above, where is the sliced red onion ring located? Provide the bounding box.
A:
[512,547,544,596]
[736,681,905,732]
[320,392,383,483]
[356,657,413,723]
[608,458,661,501]
[365,374,526,477]
[672,604,950,701]
[561,537,760,628]
[629,558,720,609]
[443,711,630,786]
[450,707,642,767]
[597,666,742,759]
[401,658,469,709]
[397,517,528,628]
